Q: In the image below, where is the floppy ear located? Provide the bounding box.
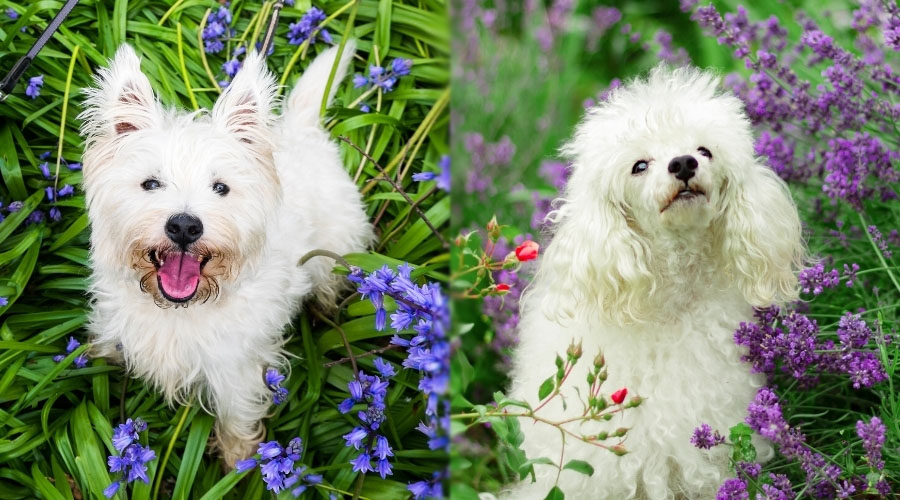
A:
[211,51,277,154]
[80,44,159,140]
[717,161,805,307]
[535,167,654,325]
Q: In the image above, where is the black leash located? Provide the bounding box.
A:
[0,0,80,101]
[259,0,285,58]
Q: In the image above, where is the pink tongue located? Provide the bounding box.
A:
[158,253,201,299]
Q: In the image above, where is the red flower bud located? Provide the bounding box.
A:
[496,283,511,292]
[515,240,539,262]
[611,388,627,404]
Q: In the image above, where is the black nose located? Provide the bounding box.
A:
[165,213,203,247]
[668,155,698,182]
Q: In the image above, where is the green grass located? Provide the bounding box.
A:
[0,0,448,498]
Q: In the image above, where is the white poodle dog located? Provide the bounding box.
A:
[79,43,373,465]
[506,66,805,499]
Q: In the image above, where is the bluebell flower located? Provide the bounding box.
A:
[0,297,8,306]
[39,162,50,178]
[6,7,18,19]
[353,74,369,88]
[234,437,322,496]
[408,470,445,499]
[7,201,23,212]
[222,59,241,78]
[106,418,155,497]
[390,58,412,76]
[58,184,75,197]
[49,207,61,221]
[436,155,450,192]
[45,187,55,201]
[265,368,289,405]
[374,357,396,377]
[350,452,373,473]
[287,7,331,46]
[25,75,43,99]
[348,263,449,487]
[202,6,234,54]
[39,151,51,160]
[360,103,371,112]
[67,162,82,171]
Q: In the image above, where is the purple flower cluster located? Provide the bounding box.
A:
[202,6,233,54]
[105,418,156,498]
[235,438,323,495]
[348,263,448,497]
[690,423,725,450]
[25,75,43,99]
[855,416,885,471]
[464,133,515,196]
[353,58,412,93]
[339,361,394,478]
[688,2,900,209]
[287,7,332,46]
[265,368,289,405]
[53,336,88,368]
[734,307,886,389]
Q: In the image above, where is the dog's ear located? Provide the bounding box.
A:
[211,51,276,153]
[80,44,159,139]
[535,168,654,325]
[717,162,805,307]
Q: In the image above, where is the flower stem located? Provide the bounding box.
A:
[858,212,900,295]
[152,404,192,500]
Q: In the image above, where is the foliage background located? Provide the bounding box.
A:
[0,0,448,498]
[451,0,899,497]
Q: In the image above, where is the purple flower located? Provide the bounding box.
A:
[287,7,331,46]
[49,207,61,221]
[58,184,75,197]
[856,416,886,470]
[25,75,43,99]
[7,201,23,212]
[106,418,155,495]
[6,7,18,19]
[202,6,233,54]
[235,458,257,473]
[690,423,725,449]
[798,262,839,295]
[373,357,396,378]
[390,58,412,77]
[350,452,372,473]
[39,162,50,178]
[716,478,749,500]
[222,59,241,79]
[0,297,7,307]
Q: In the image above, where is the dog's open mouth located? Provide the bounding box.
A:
[149,249,210,302]
[662,187,707,212]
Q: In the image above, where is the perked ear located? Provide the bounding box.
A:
[80,44,159,140]
[717,162,806,307]
[211,51,277,152]
[534,168,655,325]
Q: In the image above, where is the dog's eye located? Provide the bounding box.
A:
[631,160,649,175]
[212,182,230,196]
[697,147,713,159]
[141,179,161,191]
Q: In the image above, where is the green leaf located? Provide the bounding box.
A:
[538,376,555,401]
[517,457,554,479]
[544,486,565,500]
[172,414,214,500]
[562,459,594,476]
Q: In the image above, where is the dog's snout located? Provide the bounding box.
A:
[165,213,204,247]
[667,155,698,182]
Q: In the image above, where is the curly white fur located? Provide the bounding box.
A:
[504,66,805,499]
[79,43,373,466]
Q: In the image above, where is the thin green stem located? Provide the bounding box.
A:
[152,405,192,500]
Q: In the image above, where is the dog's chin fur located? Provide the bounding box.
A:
[504,66,806,499]
[80,43,374,467]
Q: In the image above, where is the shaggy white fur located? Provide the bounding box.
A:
[79,43,373,466]
[504,66,806,499]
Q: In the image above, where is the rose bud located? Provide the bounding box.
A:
[514,240,539,261]
[611,388,628,404]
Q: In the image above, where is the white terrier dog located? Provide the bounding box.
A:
[506,67,805,499]
[79,43,373,465]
